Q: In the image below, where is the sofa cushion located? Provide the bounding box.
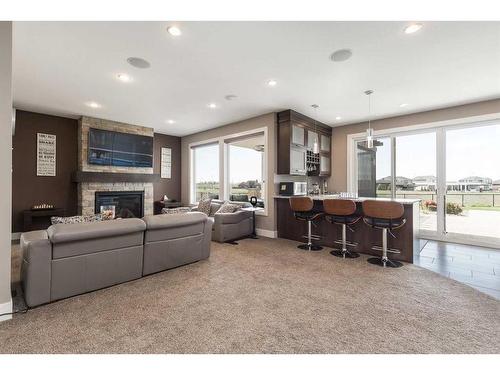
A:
[209,202,222,216]
[47,218,146,259]
[143,212,208,242]
[47,218,146,244]
[197,198,212,216]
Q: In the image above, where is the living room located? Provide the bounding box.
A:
[0,0,499,372]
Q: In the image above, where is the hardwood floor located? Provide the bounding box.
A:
[415,240,500,299]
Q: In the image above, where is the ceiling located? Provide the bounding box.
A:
[12,21,500,136]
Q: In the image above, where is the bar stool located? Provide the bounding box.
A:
[323,199,361,258]
[289,197,324,251]
[362,200,406,268]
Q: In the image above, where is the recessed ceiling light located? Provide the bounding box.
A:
[86,101,101,109]
[208,103,217,109]
[166,119,175,124]
[335,116,342,120]
[267,79,277,87]
[404,23,423,34]
[167,26,182,36]
[126,57,151,69]
[330,49,353,62]
[399,103,409,108]
[117,73,131,82]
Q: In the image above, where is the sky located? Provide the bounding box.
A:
[373,123,500,182]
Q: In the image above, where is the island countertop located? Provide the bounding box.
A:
[273,194,421,204]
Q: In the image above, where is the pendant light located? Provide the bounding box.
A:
[364,90,374,149]
[311,104,320,154]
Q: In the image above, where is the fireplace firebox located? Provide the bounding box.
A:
[95,191,144,218]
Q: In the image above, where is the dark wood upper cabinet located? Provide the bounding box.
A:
[277,110,332,176]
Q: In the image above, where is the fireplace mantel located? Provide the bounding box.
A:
[72,171,160,183]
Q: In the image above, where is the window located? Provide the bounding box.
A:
[349,119,500,247]
[189,128,268,214]
[226,133,265,208]
[191,143,219,202]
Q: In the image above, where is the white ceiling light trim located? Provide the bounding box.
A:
[126,57,151,69]
[330,49,352,62]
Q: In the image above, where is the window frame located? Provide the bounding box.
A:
[188,126,268,216]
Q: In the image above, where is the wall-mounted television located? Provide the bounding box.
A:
[88,128,153,168]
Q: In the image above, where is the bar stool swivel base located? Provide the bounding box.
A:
[367,257,403,268]
[330,249,360,258]
[298,243,323,251]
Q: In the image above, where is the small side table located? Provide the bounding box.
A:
[154,200,183,215]
[23,208,66,232]
[240,207,264,239]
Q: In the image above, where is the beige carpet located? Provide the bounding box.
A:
[1,237,499,353]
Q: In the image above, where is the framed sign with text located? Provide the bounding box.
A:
[161,147,171,179]
[37,133,56,176]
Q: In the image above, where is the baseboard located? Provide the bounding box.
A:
[0,299,13,322]
[256,228,277,238]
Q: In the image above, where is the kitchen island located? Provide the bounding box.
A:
[275,195,421,263]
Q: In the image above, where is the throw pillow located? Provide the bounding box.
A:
[161,207,192,215]
[216,202,239,214]
[197,198,212,216]
[51,214,103,225]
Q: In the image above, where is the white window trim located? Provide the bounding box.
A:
[188,127,268,216]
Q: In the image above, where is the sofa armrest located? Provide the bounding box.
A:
[214,210,252,225]
[21,231,52,307]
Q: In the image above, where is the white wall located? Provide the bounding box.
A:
[0,22,13,320]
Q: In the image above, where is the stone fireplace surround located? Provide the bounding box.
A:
[77,116,154,217]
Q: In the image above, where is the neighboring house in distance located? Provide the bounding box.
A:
[458,176,493,192]
[413,175,436,191]
[493,180,500,192]
[376,176,415,191]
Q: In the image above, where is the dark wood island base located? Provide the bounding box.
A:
[275,196,420,263]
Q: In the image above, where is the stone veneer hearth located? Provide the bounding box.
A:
[77,116,154,216]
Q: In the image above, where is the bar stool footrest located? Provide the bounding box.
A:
[334,239,358,247]
[302,234,321,241]
[371,245,401,254]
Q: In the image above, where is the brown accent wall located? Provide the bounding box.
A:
[12,111,182,232]
[12,111,78,232]
[329,99,500,192]
[153,132,181,202]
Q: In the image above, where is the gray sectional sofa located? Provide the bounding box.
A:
[20,212,212,307]
[192,199,254,243]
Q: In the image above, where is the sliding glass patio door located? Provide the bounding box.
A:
[351,120,500,247]
[442,124,500,246]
